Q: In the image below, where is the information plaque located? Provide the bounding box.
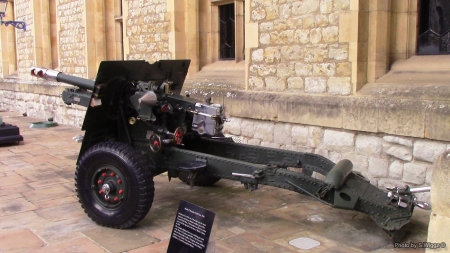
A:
[167,200,215,253]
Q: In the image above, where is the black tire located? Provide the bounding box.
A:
[178,172,221,186]
[75,141,154,228]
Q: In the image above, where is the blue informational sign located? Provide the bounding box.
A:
[167,200,215,253]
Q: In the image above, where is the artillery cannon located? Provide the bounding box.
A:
[30,60,430,241]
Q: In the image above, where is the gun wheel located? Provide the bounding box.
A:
[75,141,154,228]
[178,172,221,186]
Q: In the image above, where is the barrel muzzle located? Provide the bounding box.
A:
[30,67,60,82]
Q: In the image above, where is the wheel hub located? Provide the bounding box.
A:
[92,165,126,209]
[101,183,112,195]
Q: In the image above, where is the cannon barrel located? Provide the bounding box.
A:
[30,67,95,90]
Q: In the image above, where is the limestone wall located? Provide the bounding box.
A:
[224,116,447,203]
[14,0,34,79]
[57,0,87,77]
[124,0,171,62]
[0,78,85,126]
[248,0,351,94]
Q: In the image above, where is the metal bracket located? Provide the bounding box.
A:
[0,1,26,31]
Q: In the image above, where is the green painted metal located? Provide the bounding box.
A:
[29,121,58,128]
[29,60,428,241]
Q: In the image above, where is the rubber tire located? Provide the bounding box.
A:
[178,172,221,186]
[75,141,154,228]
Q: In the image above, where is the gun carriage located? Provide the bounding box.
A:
[30,60,430,241]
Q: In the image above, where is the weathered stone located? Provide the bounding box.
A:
[252,7,266,21]
[329,44,349,60]
[261,141,281,149]
[274,123,292,145]
[287,77,304,90]
[425,102,450,141]
[302,15,316,29]
[378,99,426,138]
[292,125,309,146]
[304,45,328,63]
[248,138,261,146]
[327,77,351,95]
[270,30,295,44]
[297,146,315,153]
[308,126,323,148]
[388,160,404,179]
[260,22,274,32]
[277,63,295,78]
[273,20,287,31]
[253,121,274,142]
[282,145,297,151]
[322,26,339,43]
[403,163,427,185]
[334,0,350,10]
[430,151,450,217]
[383,136,413,147]
[292,0,319,15]
[277,94,344,129]
[368,157,389,178]
[253,64,277,76]
[279,4,291,19]
[315,14,329,27]
[329,152,342,163]
[264,47,281,63]
[294,29,310,44]
[265,6,279,20]
[251,0,263,7]
[328,12,339,26]
[355,135,382,156]
[305,77,327,93]
[341,153,369,173]
[320,0,333,13]
[315,148,329,159]
[252,49,264,62]
[313,63,335,77]
[295,63,313,76]
[382,142,412,161]
[322,130,354,152]
[260,33,271,45]
[413,140,447,163]
[336,62,351,77]
[224,117,242,136]
[428,215,450,247]
[426,167,432,185]
[265,77,286,92]
[248,76,265,90]
[281,45,304,61]
[309,28,322,44]
[286,17,302,29]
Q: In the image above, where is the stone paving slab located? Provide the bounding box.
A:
[0,110,431,252]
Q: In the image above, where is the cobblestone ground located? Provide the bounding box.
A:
[0,110,430,253]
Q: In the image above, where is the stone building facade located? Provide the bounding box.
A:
[1,0,450,240]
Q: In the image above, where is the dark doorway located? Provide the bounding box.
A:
[417,0,450,54]
[219,3,235,60]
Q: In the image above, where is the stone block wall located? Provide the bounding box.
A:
[248,0,351,94]
[14,0,34,79]
[58,0,87,77]
[124,0,171,62]
[224,116,448,203]
[0,78,86,127]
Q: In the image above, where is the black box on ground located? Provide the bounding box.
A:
[0,122,24,144]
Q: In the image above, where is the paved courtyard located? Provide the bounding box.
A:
[0,110,430,253]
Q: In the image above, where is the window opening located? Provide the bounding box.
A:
[417,0,450,54]
[219,3,235,60]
